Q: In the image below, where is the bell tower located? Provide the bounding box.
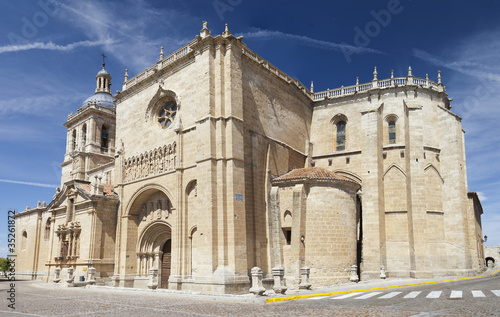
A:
[60,56,116,186]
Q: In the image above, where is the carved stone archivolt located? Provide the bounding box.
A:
[140,198,172,222]
[124,142,177,182]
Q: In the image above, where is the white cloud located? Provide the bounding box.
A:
[241,29,384,55]
[0,179,58,188]
[0,93,86,117]
[413,30,500,247]
[476,192,488,202]
[56,0,192,73]
[0,39,115,54]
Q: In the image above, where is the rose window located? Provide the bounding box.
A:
[158,101,177,129]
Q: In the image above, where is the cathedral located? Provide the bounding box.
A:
[14,22,486,294]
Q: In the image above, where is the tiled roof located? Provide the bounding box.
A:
[271,167,359,185]
[78,184,91,192]
[103,184,117,196]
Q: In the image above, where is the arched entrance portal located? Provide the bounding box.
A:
[161,239,171,288]
[137,221,172,288]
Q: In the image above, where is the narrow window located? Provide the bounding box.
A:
[283,228,292,245]
[336,121,346,151]
[68,199,74,221]
[82,124,87,147]
[389,121,396,144]
[101,125,108,151]
[44,218,51,240]
[72,130,77,151]
[21,231,27,250]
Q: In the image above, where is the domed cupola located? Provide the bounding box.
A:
[95,59,111,94]
[80,57,115,108]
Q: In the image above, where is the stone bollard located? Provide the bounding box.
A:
[53,267,61,283]
[147,268,158,289]
[350,264,359,283]
[272,266,287,294]
[249,267,265,296]
[111,275,119,287]
[298,267,312,290]
[66,267,75,285]
[87,267,96,286]
[380,265,386,279]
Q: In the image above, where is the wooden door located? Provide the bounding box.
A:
[161,239,171,289]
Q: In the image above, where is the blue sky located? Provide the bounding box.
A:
[1,0,499,257]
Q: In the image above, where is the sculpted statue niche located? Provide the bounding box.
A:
[139,198,172,223]
[124,141,177,182]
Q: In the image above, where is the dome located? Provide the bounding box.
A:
[81,92,115,108]
[97,68,110,76]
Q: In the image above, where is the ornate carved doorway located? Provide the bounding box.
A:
[161,239,171,289]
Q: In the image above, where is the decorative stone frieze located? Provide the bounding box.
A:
[123,142,177,182]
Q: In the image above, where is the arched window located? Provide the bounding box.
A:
[21,231,27,250]
[72,130,77,151]
[44,218,51,240]
[389,121,396,144]
[82,124,87,147]
[101,125,108,151]
[336,121,346,151]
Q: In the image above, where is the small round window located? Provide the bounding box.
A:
[158,101,177,129]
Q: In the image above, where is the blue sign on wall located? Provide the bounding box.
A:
[235,193,244,201]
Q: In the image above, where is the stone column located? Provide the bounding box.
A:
[249,267,265,296]
[136,254,141,276]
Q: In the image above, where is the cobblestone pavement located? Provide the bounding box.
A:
[0,280,419,317]
[1,272,499,317]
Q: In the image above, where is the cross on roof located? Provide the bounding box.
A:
[101,53,107,68]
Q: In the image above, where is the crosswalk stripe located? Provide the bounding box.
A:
[332,292,364,299]
[307,296,328,300]
[472,290,485,297]
[450,291,462,298]
[379,291,402,299]
[355,292,383,299]
[426,291,442,298]
[404,291,422,298]
[321,289,499,301]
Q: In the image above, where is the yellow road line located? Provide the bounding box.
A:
[265,268,500,303]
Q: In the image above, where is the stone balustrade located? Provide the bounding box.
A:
[313,68,444,101]
[122,39,197,91]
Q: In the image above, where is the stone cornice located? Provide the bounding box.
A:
[65,104,116,127]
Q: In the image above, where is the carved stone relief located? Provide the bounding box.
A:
[124,142,177,182]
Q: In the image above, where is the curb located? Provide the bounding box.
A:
[265,268,500,303]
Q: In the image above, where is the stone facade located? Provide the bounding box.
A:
[14,22,485,293]
[484,246,499,268]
